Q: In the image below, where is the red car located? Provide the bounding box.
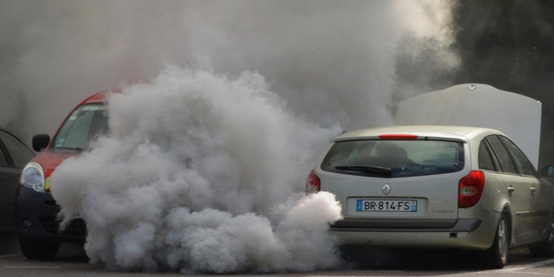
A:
[16,91,111,259]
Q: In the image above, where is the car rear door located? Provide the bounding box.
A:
[0,130,34,230]
[499,136,548,237]
[318,137,467,228]
[0,139,20,229]
[485,135,534,239]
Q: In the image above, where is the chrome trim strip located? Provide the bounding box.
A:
[515,210,549,217]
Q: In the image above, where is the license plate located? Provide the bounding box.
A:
[356,199,417,212]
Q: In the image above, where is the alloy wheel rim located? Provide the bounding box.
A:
[498,218,508,264]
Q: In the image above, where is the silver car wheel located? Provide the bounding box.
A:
[498,217,508,265]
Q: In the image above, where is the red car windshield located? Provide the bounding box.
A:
[52,104,109,151]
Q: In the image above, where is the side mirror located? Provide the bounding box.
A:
[539,165,554,178]
[32,134,50,152]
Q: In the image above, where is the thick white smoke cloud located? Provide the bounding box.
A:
[2,0,460,273]
[0,0,458,138]
[50,67,343,272]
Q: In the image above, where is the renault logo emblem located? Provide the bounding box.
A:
[468,84,477,90]
[382,184,391,195]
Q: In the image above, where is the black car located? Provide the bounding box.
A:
[0,128,34,234]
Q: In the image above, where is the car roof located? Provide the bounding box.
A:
[0,127,25,140]
[337,125,504,142]
[79,90,120,104]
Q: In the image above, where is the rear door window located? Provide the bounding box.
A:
[321,139,464,178]
[486,135,517,174]
[498,136,535,176]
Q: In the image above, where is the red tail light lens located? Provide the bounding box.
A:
[306,169,321,194]
[459,170,485,208]
[379,134,418,140]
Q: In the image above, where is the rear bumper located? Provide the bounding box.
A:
[330,213,500,250]
[331,218,481,232]
[15,186,86,242]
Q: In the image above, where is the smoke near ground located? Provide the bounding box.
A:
[2,0,460,273]
[50,67,343,272]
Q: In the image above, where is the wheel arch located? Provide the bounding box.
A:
[501,204,514,247]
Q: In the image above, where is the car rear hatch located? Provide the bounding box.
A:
[318,134,469,229]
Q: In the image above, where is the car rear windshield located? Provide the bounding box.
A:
[52,104,108,151]
[321,139,464,178]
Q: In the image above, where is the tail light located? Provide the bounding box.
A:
[305,169,321,194]
[459,170,485,208]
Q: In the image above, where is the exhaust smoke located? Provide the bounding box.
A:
[1,0,460,273]
[50,67,343,272]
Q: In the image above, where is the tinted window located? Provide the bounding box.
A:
[478,141,495,171]
[499,136,535,176]
[0,147,8,167]
[53,104,108,151]
[486,136,517,174]
[0,130,34,168]
[321,140,464,178]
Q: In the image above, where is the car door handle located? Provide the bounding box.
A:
[508,186,515,193]
[530,186,537,192]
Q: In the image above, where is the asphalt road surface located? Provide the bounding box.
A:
[1,233,554,276]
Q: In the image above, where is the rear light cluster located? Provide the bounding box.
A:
[459,170,485,208]
[305,169,321,194]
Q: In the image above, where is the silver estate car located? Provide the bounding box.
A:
[307,126,554,269]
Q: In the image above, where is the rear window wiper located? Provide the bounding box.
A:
[334,165,392,177]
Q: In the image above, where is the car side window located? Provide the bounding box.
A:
[486,140,502,171]
[0,130,34,168]
[498,136,535,176]
[478,140,495,171]
[486,135,518,174]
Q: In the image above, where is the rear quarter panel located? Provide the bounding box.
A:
[467,131,511,214]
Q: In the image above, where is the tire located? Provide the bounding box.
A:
[481,214,509,269]
[529,213,554,257]
[19,237,60,259]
